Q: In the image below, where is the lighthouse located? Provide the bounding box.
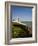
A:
[16,16,20,22]
[12,16,20,22]
[17,17,20,22]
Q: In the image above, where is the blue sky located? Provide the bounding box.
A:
[11,5,32,21]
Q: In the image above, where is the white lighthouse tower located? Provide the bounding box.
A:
[13,16,20,22]
[12,16,26,26]
[16,16,20,22]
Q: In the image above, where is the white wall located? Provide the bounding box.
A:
[0,0,38,46]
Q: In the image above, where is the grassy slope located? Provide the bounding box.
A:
[11,21,32,38]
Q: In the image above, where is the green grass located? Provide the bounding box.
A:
[11,21,32,38]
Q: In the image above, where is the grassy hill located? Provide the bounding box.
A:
[11,21,32,38]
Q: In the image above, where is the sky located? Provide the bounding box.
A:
[11,5,32,21]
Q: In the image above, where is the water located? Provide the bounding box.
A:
[21,21,32,27]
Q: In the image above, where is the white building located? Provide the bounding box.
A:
[13,16,20,22]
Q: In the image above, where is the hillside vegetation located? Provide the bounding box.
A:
[11,21,32,38]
